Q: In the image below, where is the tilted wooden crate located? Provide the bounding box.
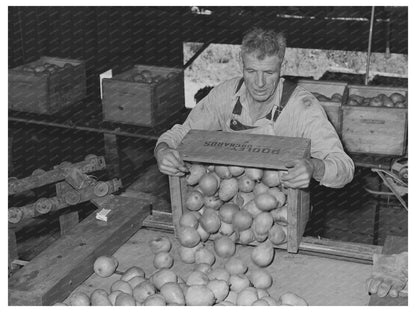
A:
[341,85,408,156]
[8,56,86,115]
[169,129,311,253]
[297,79,347,135]
[102,65,184,127]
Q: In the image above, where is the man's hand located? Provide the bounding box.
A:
[366,252,408,298]
[280,159,314,189]
[155,143,188,176]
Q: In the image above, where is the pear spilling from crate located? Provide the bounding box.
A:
[251,241,275,267]
[186,163,206,185]
[149,236,172,254]
[214,235,236,258]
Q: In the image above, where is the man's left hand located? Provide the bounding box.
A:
[280,159,314,189]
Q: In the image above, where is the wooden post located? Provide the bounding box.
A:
[59,211,79,236]
[103,133,120,178]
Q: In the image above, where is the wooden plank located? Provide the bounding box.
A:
[369,235,408,306]
[58,211,79,236]
[177,130,311,170]
[8,196,151,306]
[169,176,184,236]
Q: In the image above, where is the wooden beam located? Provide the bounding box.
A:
[8,196,151,306]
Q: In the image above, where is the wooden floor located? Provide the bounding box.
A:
[65,228,372,306]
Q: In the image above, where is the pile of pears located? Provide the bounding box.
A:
[179,163,289,261]
[58,234,308,306]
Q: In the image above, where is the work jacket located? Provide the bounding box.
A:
[156,77,354,188]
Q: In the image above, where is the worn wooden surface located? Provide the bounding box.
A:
[341,105,407,156]
[369,235,408,306]
[8,196,151,306]
[177,130,311,170]
[65,228,372,306]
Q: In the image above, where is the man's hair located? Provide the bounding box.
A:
[241,27,286,60]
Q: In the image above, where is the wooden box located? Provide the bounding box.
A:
[8,56,86,115]
[102,65,184,127]
[169,129,311,253]
[341,85,408,156]
[297,79,347,134]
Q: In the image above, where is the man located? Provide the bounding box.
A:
[155,27,354,189]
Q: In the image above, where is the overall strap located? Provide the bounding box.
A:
[267,79,298,121]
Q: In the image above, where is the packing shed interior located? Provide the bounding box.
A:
[8,6,408,264]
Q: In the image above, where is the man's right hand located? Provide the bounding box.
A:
[155,143,189,176]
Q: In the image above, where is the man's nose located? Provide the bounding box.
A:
[256,72,265,87]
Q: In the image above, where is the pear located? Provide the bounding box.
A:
[219,178,239,202]
[229,274,250,292]
[179,212,199,229]
[68,292,90,306]
[185,285,215,306]
[200,208,221,234]
[268,224,287,245]
[132,280,156,303]
[160,282,185,305]
[208,268,230,283]
[186,270,209,286]
[251,241,275,267]
[238,175,256,192]
[267,187,286,208]
[249,269,273,289]
[214,165,232,179]
[236,287,259,306]
[142,294,166,305]
[243,200,262,218]
[207,279,230,303]
[195,247,216,266]
[203,196,223,210]
[151,268,177,290]
[278,292,308,306]
[93,255,118,278]
[186,163,206,185]
[149,236,172,254]
[245,168,263,181]
[219,203,240,223]
[185,190,204,211]
[111,280,133,295]
[121,266,146,281]
[115,293,136,306]
[262,170,281,187]
[214,235,236,258]
[153,251,174,269]
[252,212,274,235]
[199,173,219,196]
[252,299,270,305]
[232,209,253,232]
[177,226,200,247]
[224,257,248,275]
[253,182,269,195]
[254,193,278,211]
[238,228,255,245]
[229,165,245,177]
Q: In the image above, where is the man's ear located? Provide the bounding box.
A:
[239,52,244,72]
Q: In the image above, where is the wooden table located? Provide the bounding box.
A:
[64,228,373,306]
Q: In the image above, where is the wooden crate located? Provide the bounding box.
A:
[341,85,408,156]
[297,79,347,134]
[8,56,86,115]
[170,129,311,253]
[102,65,184,127]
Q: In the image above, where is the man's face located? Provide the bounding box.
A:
[242,52,282,103]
